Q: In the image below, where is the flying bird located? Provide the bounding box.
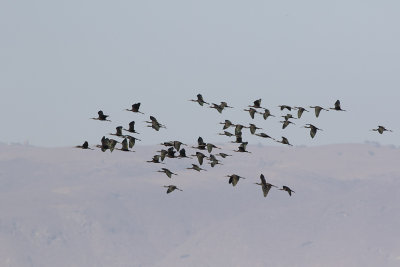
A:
[276,137,293,146]
[248,123,262,134]
[116,138,134,152]
[244,107,260,119]
[220,120,235,130]
[329,100,346,111]
[371,126,393,134]
[189,94,209,106]
[157,168,178,178]
[126,103,144,114]
[254,174,277,197]
[147,155,164,164]
[145,116,166,131]
[255,132,275,140]
[234,142,251,153]
[280,185,295,196]
[280,120,296,129]
[163,185,183,194]
[123,121,140,134]
[75,141,93,150]
[278,105,292,111]
[249,99,262,109]
[309,106,329,118]
[303,124,323,138]
[294,106,309,119]
[186,164,207,172]
[226,174,246,186]
[91,110,111,121]
[261,108,275,120]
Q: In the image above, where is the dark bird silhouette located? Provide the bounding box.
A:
[75,141,93,150]
[178,148,191,158]
[234,142,251,153]
[217,152,232,158]
[329,100,346,111]
[276,137,293,146]
[191,152,207,165]
[172,141,186,151]
[210,102,233,113]
[254,174,277,197]
[220,120,235,130]
[231,135,244,144]
[91,110,111,121]
[147,155,165,164]
[158,149,168,161]
[206,143,220,153]
[192,137,207,150]
[249,99,262,109]
[158,168,177,178]
[166,147,176,158]
[110,126,125,137]
[160,141,174,147]
[255,132,275,140]
[280,120,296,129]
[186,164,207,172]
[294,106,309,119]
[309,106,329,118]
[96,136,112,152]
[218,131,235,137]
[116,138,134,152]
[244,107,260,119]
[220,101,233,109]
[278,105,292,111]
[145,116,166,131]
[261,108,275,120]
[208,154,223,167]
[189,94,209,106]
[163,185,183,194]
[226,174,246,186]
[280,185,295,196]
[126,103,144,114]
[210,103,224,113]
[125,135,141,148]
[371,126,393,134]
[123,121,140,134]
[282,114,297,121]
[249,123,262,135]
[234,124,248,136]
[303,124,323,138]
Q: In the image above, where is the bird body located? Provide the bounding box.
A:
[163,185,183,194]
[276,137,293,146]
[126,103,144,114]
[189,94,209,106]
[371,126,393,134]
[244,108,260,119]
[249,123,262,134]
[330,100,346,111]
[294,107,309,119]
[75,141,93,150]
[91,110,111,121]
[262,108,275,120]
[123,121,139,134]
[303,124,323,138]
[158,168,177,178]
[309,106,328,118]
[280,186,295,196]
[254,174,277,197]
[226,174,246,186]
[187,164,206,172]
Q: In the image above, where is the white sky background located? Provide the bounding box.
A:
[1,0,399,147]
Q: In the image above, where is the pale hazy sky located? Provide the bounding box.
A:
[1,0,399,147]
